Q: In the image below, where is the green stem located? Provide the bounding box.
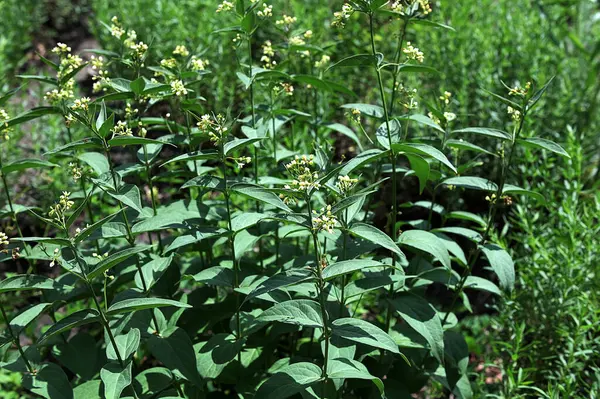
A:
[389,18,409,116]
[0,302,34,373]
[142,144,164,253]
[221,148,242,364]
[307,197,329,396]
[369,13,398,333]
[442,109,527,325]
[104,145,160,334]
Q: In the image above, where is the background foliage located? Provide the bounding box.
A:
[1,0,599,398]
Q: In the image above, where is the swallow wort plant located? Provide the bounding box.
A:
[0,1,571,398]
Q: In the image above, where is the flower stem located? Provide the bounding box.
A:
[369,12,398,333]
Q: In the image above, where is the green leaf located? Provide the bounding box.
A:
[161,150,219,166]
[224,137,263,155]
[340,149,387,175]
[446,139,495,156]
[411,19,455,31]
[480,243,515,291]
[403,114,445,133]
[527,76,555,111]
[324,123,363,151]
[107,298,191,316]
[9,303,52,334]
[78,152,110,176]
[340,103,384,118]
[396,64,439,74]
[393,143,457,173]
[517,137,570,158]
[108,136,169,148]
[39,309,101,343]
[190,266,234,287]
[88,245,151,280]
[133,368,172,398]
[147,327,203,387]
[376,119,401,150]
[256,362,322,399]
[431,227,482,242]
[244,269,314,303]
[405,153,430,194]
[0,275,59,293]
[195,333,245,379]
[107,184,144,213]
[74,210,120,243]
[23,363,73,399]
[73,380,101,399]
[45,137,103,155]
[327,358,384,395]
[502,184,545,203]
[452,127,511,141]
[398,230,451,268]
[464,276,501,296]
[16,75,58,86]
[327,54,380,71]
[164,228,227,253]
[1,159,57,174]
[134,256,173,291]
[446,211,486,227]
[100,362,132,399]
[391,294,444,362]
[181,175,225,191]
[322,259,385,281]
[441,176,497,191]
[331,318,399,354]
[231,183,292,212]
[130,77,146,95]
[444,331,469,390]
[257,299,323,328]
[350,222,405,259]
[107,328,140,361]
[53,333,101,380]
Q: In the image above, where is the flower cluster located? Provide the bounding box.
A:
[197,114,228,144]
[49,248,60,268]
[69,162,83,182]
[45,42,83,104]
[0,231,8,253]
[507,106,521,122]
[257,3,273,18]
[289,35,305,46]
[312,205,337,234]
[173,45,189,57]
[233,156,252,168]
[314,54,331,69]
[397,84,418,110]
[332,3,354,28]
[110,16,126,38]
[440,91,452,105]
[276,14,297,28]
[71,97,91,111]
[280,82,294,96]
[403,42,424,63]
[125,103,138,119]
[170,79,188,97]
[49,191,75,226]
[336,175,358,194]
[112,120,133,137]
[391,0,432,15]
[160,58,177,69]
[216,1,234,13]
[1,109,11,141]
[190,56,209,72]
[508,81,531,97]
[261,41,277,69]
[90,55,110,92]
[443,112,457,122]
[284,155,321,193]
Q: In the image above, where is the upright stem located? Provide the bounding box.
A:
[142,144,163,253]
[369,13,398,332]
[307,197,329,397]
[0,302,34,373]
[104,145,160,334]
[389,19,409,116]
[442,110,527,325]
[270,92,281,267]
[221,147,242,364]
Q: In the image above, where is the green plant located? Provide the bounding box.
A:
[0,1,583,398]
